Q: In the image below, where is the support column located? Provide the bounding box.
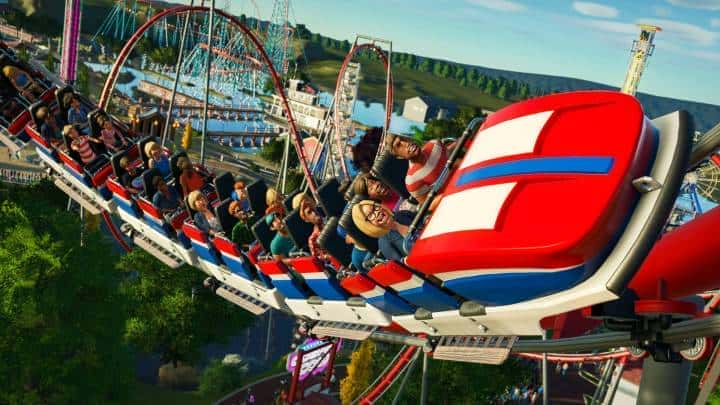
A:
[61,0,82,84]
[637,357,692,405]
[287,349,305,404]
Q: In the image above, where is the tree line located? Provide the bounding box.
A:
[294,25,533,102]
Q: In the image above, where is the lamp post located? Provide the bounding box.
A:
[171,120,180,145]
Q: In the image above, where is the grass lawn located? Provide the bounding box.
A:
[303,48,511,112]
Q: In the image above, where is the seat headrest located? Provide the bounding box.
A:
[283,189,301,213]
[170,150,188,185]
[371,150,410,199]
[317,177,346,218]
[317,216,353,267]
[246,179,268,215]
[283,208,313,250]
[28,101,47,130]
[213,172,235,202]
[214,198,238,235]
[251,216,275,252]
[141,168,163,197]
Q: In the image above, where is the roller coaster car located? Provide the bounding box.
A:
[399,91,690,336]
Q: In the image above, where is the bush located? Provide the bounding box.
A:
[198,357,249,399]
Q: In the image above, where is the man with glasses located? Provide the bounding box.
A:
[385,133,448,204]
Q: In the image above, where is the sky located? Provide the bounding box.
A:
[224,0,720,106]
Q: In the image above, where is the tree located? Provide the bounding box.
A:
[498,84,508,99]
[484,78,497,95]
[0,183,134,404]
[340,340,376,404]
[439,64,451,78]
[119,250,254,368]
[468,69,479,84]
[198,356,249,398]
[454,66,466,81]
[475,74,487,89]
[181,120,192,150]
[16,45,29,62]
[76,62,89,96]
[459,77,468,87]
[44,52,55,73]
[418,58,432,73]
[519,83,530,99]
[433,61,444,77]
[405,54,417,69]
[295,23,311,39]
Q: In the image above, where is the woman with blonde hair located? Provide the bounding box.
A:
[188,190,222,236]
[351,200,414,263]
[2,65,44,101]
[145,141,170,177]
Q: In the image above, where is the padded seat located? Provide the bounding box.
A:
[214,198,239,235]
[246,179,268,215]
[370,150,410,199]
[212,235,265,284]
[317,177,346,217]
[182,221,221,265]
[289,256,347,300]
[251,216,275,252]
[340,273,414,316]
[317,217,352,267]
[257,260,311,300]
[368,261,458,312]
[214,172,235,201]
[284,208,313,250]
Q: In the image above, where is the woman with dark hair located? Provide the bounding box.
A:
[351,126,383,173]
[353,172,399,211]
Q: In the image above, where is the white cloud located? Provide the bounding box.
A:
[653,6,672,16]
[712,18,720,27]
[666,0,720,10]
[576,18,637,35]
[466,0,526,12]
[637,18,719,46]
[572,2,619,18]
[689,49,720,61]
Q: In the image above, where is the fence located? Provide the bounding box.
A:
[0,167,45,185]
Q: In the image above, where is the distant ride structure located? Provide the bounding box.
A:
[620,24,660,96]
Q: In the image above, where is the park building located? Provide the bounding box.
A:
[402,95,457,123]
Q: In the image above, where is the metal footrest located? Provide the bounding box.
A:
[216,283,269,315]
[53,177,103,215]
[433,335,518,365]
[132,234,184,269]
[311,321,377,341]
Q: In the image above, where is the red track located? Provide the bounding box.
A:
[332,43,393,177]
[360,346,417,404]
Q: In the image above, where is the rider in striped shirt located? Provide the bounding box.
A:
[385,134,448,204]
[65,125,102,165]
